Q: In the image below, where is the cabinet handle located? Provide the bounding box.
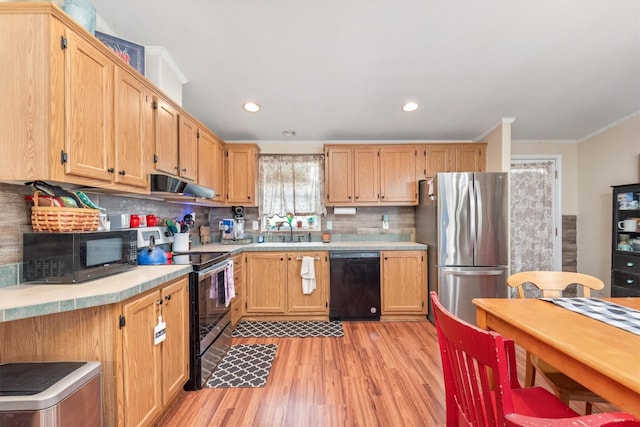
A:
[355,195,359,200]
[627,279,635,284]
[119,170,126,176]
[157,299,163,305]
[174,166,180,170]
[348,196,352,200]
[627,262,635,267]
[288,257,292,261]
[381,195,385,199]
[107,167,115,173]
[182,168,187,172]
[280,257,284,261]
[165,295,172,301]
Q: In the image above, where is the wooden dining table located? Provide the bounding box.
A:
[473,297,640,417]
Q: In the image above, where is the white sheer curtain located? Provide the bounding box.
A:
[258,155,325,216]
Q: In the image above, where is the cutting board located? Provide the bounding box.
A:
[200,225,211,244]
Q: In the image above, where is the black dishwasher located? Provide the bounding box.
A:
[329,251,381,320]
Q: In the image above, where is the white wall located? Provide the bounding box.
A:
[577,114,640,296]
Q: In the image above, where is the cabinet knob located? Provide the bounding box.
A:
[165,295,172,301]
[627,279,635,284]
[627,262,635,267]
[107,167,115,173]
[182,168,187,172]
[119,170,126,176]
[157,299,163,305]
[174,166,180,170]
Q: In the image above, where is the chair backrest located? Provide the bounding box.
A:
[430,291,520,427]
[506,271,604,299]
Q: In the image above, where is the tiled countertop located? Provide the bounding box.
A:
[0,265,192,323]
[195,241,428,254]
[0,241,427,323]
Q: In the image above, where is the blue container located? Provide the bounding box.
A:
[62,0,96,35]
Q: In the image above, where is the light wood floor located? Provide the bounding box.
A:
[157,320,614,427]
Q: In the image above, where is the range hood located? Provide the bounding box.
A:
[150,174,217,201]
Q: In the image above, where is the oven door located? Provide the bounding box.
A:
[196,261,230,353]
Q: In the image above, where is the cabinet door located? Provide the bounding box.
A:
[160,277,189,403]
[424,144,451,177]
[121,290,162,427]
[231,254,245,326]
[212,137,226,202]
[226,144,257,204]
[452,143,486,172]
[154,97,179,175]
[379,145,416,203]
[178,115,198,181]
[114,68,152,188]
[286,252,328,314]
[325,146,353,203]
[64,29,114,182]
[381,251,427,314]
[197,129,216,189]
[353,147,380,203]
[246,253,287,313]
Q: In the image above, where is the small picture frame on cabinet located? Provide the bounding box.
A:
[95,31,145,76]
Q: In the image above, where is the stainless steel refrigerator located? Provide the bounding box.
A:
[417,172,509,324]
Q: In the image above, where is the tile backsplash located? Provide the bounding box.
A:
[0,182,418,286]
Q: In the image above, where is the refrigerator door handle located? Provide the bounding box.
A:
[468,178,476,258]
[440,268,506,276]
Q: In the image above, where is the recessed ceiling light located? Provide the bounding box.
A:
[282,130,297,137]
[402,102,419,112]
[243,102,260,112]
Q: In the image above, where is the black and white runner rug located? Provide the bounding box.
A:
[205,344,277,388]
[232,320,344,338]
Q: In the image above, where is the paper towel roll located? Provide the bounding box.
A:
[173,233,189,252]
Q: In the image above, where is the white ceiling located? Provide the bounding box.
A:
[88,0,640,142]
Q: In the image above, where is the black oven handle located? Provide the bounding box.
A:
[197,261,229,281]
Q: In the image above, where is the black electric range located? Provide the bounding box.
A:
[173,251,231,271]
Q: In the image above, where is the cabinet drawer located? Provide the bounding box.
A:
[612,253,640,273]
[612,271,640,289]
[611,284,640,297]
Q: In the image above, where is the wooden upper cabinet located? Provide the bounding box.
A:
[178,115,198,181]
[113,68,153,188]
[325,146,354,203]
[451,143,486,173]
[226,143,259,205]
[325,145,379,205]
[353,147,380,203]
[197,129,216,189]
[325,144,418,206]
[212,137,226,202]
[63,28,114,182]
[197,129,225,202]
[154,97,180,176]
[417,143,487,178]
[379,145,417,204]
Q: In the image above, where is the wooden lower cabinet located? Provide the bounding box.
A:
[381,250,428,319]
[231,253,245,326]
[121,277,189,427]
[0,275,190,427]
[245,251,329,318]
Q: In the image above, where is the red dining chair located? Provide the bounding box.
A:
[429,291,640,426]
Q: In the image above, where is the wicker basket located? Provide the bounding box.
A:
[30,191,100,232]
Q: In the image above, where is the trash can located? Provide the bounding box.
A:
[0,361,102,427]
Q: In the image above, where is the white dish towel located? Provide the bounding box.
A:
[224,260,235,307]
[300,256,316,294]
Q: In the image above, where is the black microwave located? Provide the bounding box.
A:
[23,230,138,283]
